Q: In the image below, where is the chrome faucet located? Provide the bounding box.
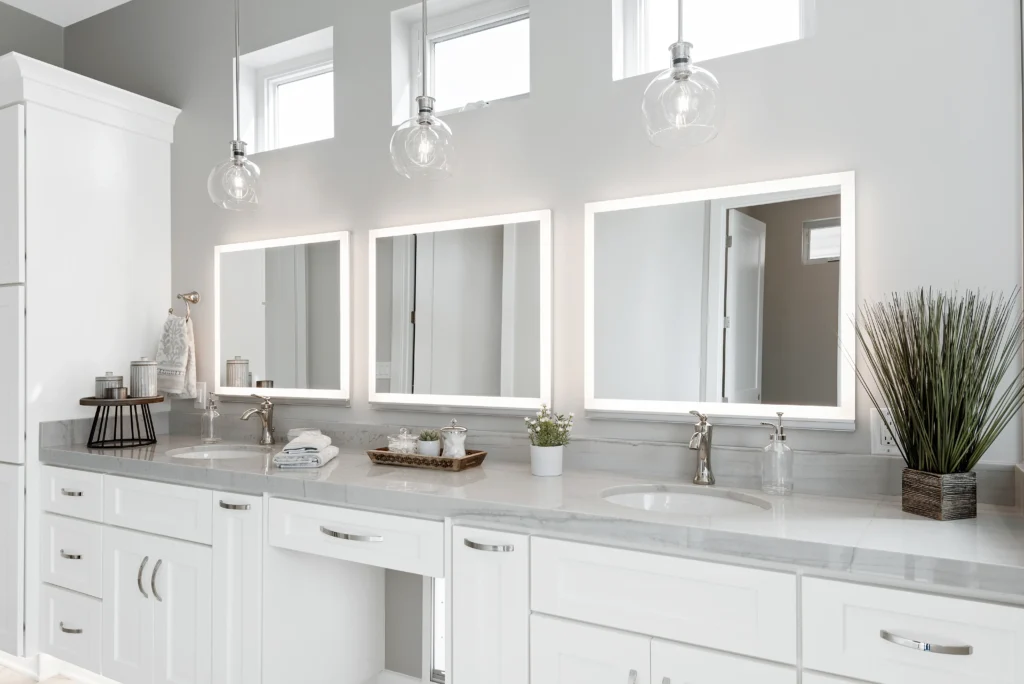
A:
[688,410,715,486]
[241,394,275,446]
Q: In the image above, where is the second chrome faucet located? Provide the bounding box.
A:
[688,410,714,486]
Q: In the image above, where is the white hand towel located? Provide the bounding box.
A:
[157,314,197,398]
[283,432,332,454]
[273,445,339,469]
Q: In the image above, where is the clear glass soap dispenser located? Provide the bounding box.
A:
[201,394,222,444]
[760,412,793,496]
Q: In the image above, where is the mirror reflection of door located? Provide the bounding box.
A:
[723,209,766,404]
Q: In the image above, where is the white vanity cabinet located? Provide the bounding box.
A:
[0,462,24,654]
[652,639,797,684]
[451,526,529,684]
[531,614,652,684]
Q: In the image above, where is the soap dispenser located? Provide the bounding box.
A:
[760,412,793,496]
[201,394,222,444]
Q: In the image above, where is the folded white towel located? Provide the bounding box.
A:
[283,432,332,454]
[287,427,322,441]
[156,314,197,399]
[273,445,339,469]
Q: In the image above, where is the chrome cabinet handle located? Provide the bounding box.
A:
[151,559,163,602]
[60,488,82,497]
[627,670,638,684]
[319,526,383,543]
[880,630,973,656]
[137,556,149,598]
[59,549,82,560]
[464,539,515,553]
[219,500,251,511]
[59,622,83,635]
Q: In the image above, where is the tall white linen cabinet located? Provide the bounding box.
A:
[0,52,179,659]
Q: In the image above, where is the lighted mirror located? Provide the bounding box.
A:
[585,172,856,428]
[215,232,350,401]
[369,211,552,410]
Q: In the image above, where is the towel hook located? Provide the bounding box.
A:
[169,291,201,321]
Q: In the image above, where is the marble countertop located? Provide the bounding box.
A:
[41,436,1024,602]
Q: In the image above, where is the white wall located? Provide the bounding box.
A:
[307,240,342,390]
[506,221,542,398]
[64,0,1023,462]
[219,248,267,384]
[594,201,708,401]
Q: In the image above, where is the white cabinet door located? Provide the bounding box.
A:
[0,286,24,464]
[451,526,529,684]
[103,527,156,684]
[213,493,263,684]
[0,104,25,285]
[151,534,212,684]
[531,614,651,684]
[652,639,797,684]
[0,463,24,655]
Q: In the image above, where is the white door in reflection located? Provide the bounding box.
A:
[723,209,766,404]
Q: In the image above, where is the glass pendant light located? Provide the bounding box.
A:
[390,0,455,179]
[641,0,723,147]
[208,0,260,210]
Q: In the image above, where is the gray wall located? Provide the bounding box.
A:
[747,196,842,407]
[63,0,1024,463]
[0,2,63,67]
[385,570,424,679]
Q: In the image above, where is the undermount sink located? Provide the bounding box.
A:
[167,445,271,461]
[601,484,772,516]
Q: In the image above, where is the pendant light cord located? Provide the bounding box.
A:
[234,0,241,141]
[678,0,685,42]
[421,0,429,97]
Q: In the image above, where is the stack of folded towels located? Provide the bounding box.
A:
[272,429,339,469]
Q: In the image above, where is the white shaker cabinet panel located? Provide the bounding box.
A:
[39,583,103,674]
[213,493,263,684]
[150,533,212,684]
[0,463,24,655]
[41,466,103,521]
[104,475,213,544]
[651,639,797,684]
[0,285,24,464]
[451,526,529,684]
[103,526,156,684]
[0,104,25,285]
[531,614,651,684]
[41,513,104,598]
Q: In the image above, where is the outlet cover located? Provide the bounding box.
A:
[376,362,391,380]
[870,407,899,455]
[194,382,207,409]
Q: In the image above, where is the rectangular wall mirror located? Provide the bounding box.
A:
[215,232,350,401]
[369,211,552,410]
[585,172,855,428]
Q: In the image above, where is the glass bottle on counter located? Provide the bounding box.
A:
[760,412,793,496]
[201,394,222,444]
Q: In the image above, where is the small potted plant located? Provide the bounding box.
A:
[855,288,1024,520]
[418,429,441,457]
[525,404,574,477]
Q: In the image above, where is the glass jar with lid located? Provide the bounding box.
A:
[440,419,468,458]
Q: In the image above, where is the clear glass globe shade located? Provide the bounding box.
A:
[391,114,455,180]
[642,61,723,148]
[208,154,260,211]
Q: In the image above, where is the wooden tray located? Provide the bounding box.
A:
[367,447,487,472]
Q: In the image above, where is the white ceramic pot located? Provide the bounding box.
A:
[530,445,564,477]
[418,440,441,457]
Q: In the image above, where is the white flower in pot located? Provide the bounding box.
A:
[525,404,574,477]
[418,429,441,457]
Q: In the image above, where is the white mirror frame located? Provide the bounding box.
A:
[214,231,351,401]
[584,172,856,429]
[368,210,552,411]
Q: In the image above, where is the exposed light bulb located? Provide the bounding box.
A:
[222,163,252,199]
[642,42,723,148]
[406,124,440,167]
[208,141,260,211]
[391,96,455,179]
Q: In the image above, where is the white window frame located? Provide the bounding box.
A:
[255,48,334,152]
[616,0,817,80]
[802,217,842,264]
[407,0,530,118]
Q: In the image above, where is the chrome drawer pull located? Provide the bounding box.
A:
[627,670,637,684]
[137,556,149,598]
[464,539,514,553]
[60,488,83,497]
[152,559,163,602]
[880,630,973,656]
[59,622,82,635]
[319,526,383,543]
[59,549,82,560]
[219,501,251,511]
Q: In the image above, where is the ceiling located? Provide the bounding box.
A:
[3,0,135,27]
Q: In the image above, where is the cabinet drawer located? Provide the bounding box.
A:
[40,583,102,674]
[802,577,1024,684]
[531,537,797,664]
[268,498,444,577]
[531,614,651,684]
[652,639,797,684]
[41,514,103,598]
[104,474,212,544]
[42,466,103,522]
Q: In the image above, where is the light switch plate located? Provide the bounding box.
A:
[376,362,391,380]
[870,407,899,455]
[194,382,207,409]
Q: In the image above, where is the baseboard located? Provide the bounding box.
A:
[0,650,38,678]
[38,655,118,684]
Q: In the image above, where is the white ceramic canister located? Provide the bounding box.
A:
[226,356,250,387]
[95,372,123,399]
[130,357,158,397]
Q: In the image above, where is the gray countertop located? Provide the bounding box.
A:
[41,436,1024,603]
